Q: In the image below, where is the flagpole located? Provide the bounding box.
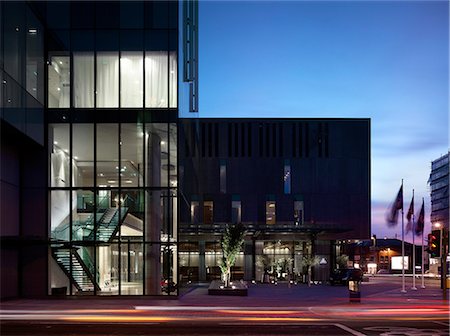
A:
[421,197,426,289]
[401,180,406,293]
[411,189,417,290]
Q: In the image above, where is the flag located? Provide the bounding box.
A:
[405,195,414,234]
[415,199,424,236]
[386,185,403,227]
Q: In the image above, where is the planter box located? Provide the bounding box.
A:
[208,280,248,296]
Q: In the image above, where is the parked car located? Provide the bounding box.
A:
[329,268,363,285]
[160,279,178,293]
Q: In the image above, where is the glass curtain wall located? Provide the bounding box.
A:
[47,3,178,296]
[49,122,178,296]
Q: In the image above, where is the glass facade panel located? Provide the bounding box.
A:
[50,123,70,187]
[266,201,276,224]
[145,51,177,108]
[120,52,143,107]
[72,189,94,241]
[73,124,94,187]
[145,123,168,187]
[96,52,119,107]
[73,52,94,107]
[26,7,44,103]
[284,163,291,194]
[48,56,70,108]
[191,201,199,224]
[203,201,213,224]
[219,161,226,193]
[232,201,241,224]
[97,124,119,187]
[120,123,144,187]
[50,190,70,241]
[294,201,304,226]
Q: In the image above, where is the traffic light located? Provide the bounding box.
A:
[427,231,441,258]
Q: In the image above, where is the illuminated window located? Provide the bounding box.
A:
[190,201,199,224]
[203,201,213,225]
[266,201,276,225]
[294,201,303,226]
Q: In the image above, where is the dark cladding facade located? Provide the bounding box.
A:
[178,119,370,283]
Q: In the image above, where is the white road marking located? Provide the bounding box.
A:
[334,323,367,336]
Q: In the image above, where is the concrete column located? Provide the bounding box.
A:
[244,240,253,281]
[198,241,206,281]
[145,133,161,295]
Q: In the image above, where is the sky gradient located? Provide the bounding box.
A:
[197,0,449,242]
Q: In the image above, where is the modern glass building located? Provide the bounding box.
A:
[1,0,198,298]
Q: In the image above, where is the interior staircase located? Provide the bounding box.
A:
[52,246,101,292]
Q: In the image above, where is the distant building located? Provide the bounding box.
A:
[347,238,424,274]
[429,152,449,230]
[178,118,371,284]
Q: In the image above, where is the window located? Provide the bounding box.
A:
[284,161,291,194]
[266,201,276,225]
[73,52,94,107]
[203,201,213,225]
[97,52,119,107]
[294,201,304,226]
[48,56,70,108]
[121,52,143,107]
[220,161,226,194]
[190,201,199,224]
[145,51,177,108]
[231,200,241,224]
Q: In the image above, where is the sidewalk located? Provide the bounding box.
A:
[1,279,447,311]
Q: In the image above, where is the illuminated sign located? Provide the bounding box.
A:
[391,256,409,270]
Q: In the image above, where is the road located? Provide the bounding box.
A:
[1,276,449,335]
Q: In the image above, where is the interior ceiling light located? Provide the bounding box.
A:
[28,28,37,34]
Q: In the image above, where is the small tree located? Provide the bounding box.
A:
[300,254,320,287]
[336,254,349,269]
[219,223,246,287]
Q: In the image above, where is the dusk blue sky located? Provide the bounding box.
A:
[197,0,449,242]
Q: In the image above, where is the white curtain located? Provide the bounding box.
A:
[145,51,177,108]
[73,52,94,108]
[169,51,177,108]
[97,52,119,107]
[121,52,143,107]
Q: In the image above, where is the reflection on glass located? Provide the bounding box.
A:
[121,123,144,187]
[51,190,70,241]
[73,124,94,187]
[50,124,70,187]
[266,201,276,224]
[72,190,94,241]
[96,124,118,187]
[48,56,70,107]
[120,52,143,107]
[97,52,119,107]
[232,200,241,224]
[73,52,94,107]
[203,201,213,224]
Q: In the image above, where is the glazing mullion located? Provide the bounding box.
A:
[69,121,73,296]
[118,46,121,294]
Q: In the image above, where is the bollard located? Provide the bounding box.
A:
[348,280,361,303]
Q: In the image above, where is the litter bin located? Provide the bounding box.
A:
[348,280,361,303]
